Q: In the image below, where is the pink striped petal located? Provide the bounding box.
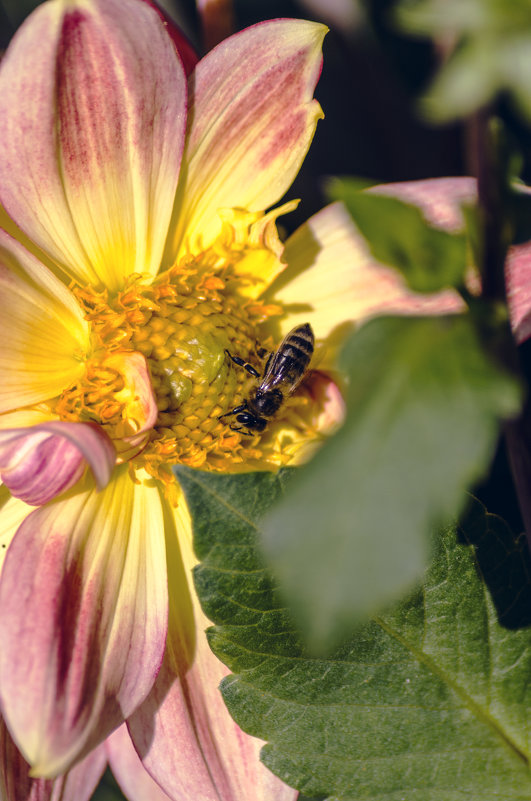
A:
[0,0,186,291]
[506,244,531,344]
[0,229,89,413]
[0,469,168,777]
[170,19,326,258]
[0,716,106,801]
[140,0,198,75]
[126,505,297,801]
[106,725,173,801]
[0,422,116,506]
[368,177,476,229]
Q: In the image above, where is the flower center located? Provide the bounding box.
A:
[53,208,323,496]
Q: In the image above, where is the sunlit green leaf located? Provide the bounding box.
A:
[261,315,521,647]
[178,471,531,800]
[328,178,468,292]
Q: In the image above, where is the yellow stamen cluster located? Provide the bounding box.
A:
[52,205,326,499]
[55,251,305,494]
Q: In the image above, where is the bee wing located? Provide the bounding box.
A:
[258,324,315,395]
[258,349,303,396]
[258,348,288,392]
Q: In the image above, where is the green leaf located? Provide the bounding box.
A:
[90,770,128,801]
[178,470,531,800]
[395,0,531,124]
[327,178,468,293]
[261,315,521,647]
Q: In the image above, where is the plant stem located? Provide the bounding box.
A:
[197,0,234,51]
[469,109,508,302]
[469,109,531,546]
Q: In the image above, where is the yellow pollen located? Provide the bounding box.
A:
[53,213,325,497]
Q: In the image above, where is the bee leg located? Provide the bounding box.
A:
[229,424,253,436]
[218,403,247,420]
[256,345,269,360]
[224,349,260,378]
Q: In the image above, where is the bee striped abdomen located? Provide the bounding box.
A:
[267,323,314,390]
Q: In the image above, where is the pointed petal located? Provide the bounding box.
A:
[267,200,466,368]
[368,176,476,228]
[0,421,116,506]
[0,0,186,291]
[0,469,168,777]
[106,725,173,801]
[0,230,89,412]
[170,19,326,258]
[140,0,198,76]
[0,716,106,801]
[127,501,297,801]
[52,745,107,801]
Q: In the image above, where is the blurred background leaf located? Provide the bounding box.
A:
[395,0,531,124]
[328,177,468,291]
[260,315,521,648]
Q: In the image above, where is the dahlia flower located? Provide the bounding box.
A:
[0,0,371,798]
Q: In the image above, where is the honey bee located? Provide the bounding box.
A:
[219,323,315,435]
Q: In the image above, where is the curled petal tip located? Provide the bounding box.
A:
[0,421,115,505]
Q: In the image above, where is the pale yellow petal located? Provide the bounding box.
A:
[126,495,297,801]
[0,231,89,412]
[0,0,186,290]
[266,202,464,369]
[169,20,325,260]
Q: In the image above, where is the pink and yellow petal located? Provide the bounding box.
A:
[0,716,107,801]
[106,725,174,801]
[0,468,168,777]
[0,421,115,506]
[125,500,297,801]
[140,0,198,76]
[506,243,531,344]
[268,200,465,370]
[0,0,186,291]
[169,19,326,260]
[0,231,89,413]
